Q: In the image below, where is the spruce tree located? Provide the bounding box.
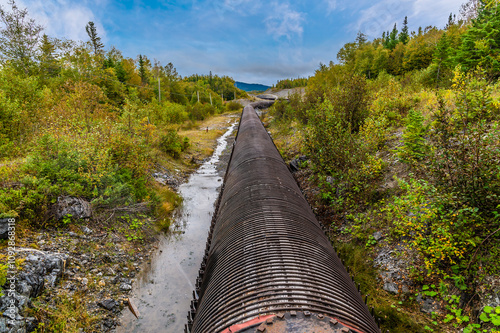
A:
[85,21,104,55]
[456,1,500,80]
[446,13,454,29]
[138,54,147,84]
[355,31,367,45]
[399,16,409,44]
[386,23,399,49]
[39,34,59,78]
[433,32,452,87]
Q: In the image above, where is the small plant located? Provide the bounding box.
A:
[62,214,72,225]
[0,262,7,297]
[422,284,437,297]
[479,306,500,326]
[365,235,377,248]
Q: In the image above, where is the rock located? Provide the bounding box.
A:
[98,299,118,311]
[120,283,132,291]
[102,318,116,330]
[25,317,38,332]
[417,294,442,314]
[0,217,13,240]
[384,282,399,294]
[0,318,6,332]
[82,278,88,286]
[82,226,93,235]
[256,94,277,101]
[374,246,413,296]
[373,231,384,241]
[54,196,92,220]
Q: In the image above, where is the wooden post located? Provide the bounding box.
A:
[158,77,161,103]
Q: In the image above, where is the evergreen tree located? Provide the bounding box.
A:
[433,32,452,87]
[456,1,500,80]
[398,109,428,163]
[386,23,399,49]
[0,0,43,73]
[399,16,409,44]
[138,54,147,84]
[85,21,104,55]
[355,31,367,45]
[39,34,59,78]
[446,13,455,29]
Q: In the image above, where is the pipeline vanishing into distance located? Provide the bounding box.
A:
[186,102,381,333]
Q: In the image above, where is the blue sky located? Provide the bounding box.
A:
[4,0,464,85]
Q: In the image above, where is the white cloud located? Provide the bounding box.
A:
[210,0,262,18]
[353,0,410,38]
[265,2,304,40]
[326,0,337,14]
[410,0,463,28]
[353,0,463,38]
[0,0,105,42]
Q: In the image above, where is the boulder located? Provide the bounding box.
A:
[98,299,118,311]
[54,196,91,220]
[0,218,13,240]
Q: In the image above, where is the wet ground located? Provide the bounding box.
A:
[115,119,238,333]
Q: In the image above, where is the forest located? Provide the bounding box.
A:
[0,1,249,329]
[0,0,247,223]
[265,0,500,331]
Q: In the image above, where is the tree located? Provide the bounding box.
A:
[355,31,367,45]
[456,1,500,80]
[337,42,357,65]
[138,54,147,84]
[85,21,104,55]
[38,34,60,79]
[446,13,455,29]
[399,16,409,44]
[0,0,43,73]
[385,23,399,49]
[433,32,452,87]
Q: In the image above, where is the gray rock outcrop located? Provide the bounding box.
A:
[54,196,92,220]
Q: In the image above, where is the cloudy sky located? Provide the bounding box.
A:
[2,0,465,85]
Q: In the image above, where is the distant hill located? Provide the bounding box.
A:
[235,81,271,92]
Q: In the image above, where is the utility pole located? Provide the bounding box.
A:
[158,77,161,103]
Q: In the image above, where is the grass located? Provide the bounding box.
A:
[30,292,100,333]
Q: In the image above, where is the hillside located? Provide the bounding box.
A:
[234,81,271,92]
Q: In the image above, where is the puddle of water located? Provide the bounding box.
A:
[116,120,237,333]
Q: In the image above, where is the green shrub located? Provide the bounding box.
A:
[397,109,429,163]
[186,102,217,120]
[225,100,242,112]
[429,71,500,210]
[158,129,188,158]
